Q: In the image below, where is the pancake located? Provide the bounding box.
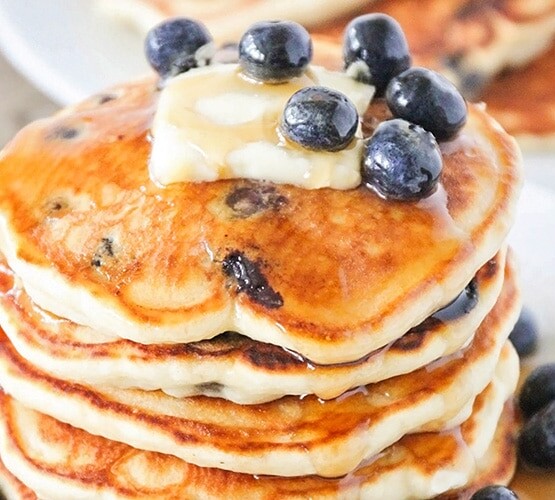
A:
[0,457,34,500]
[0,248,506,403]
[0,355,518,500]
[0,75,522,364]
[0,259,520,478]
[481,40,555,148]
[314,0,555,95]
[312,1,555,148]
[97,0,364,43]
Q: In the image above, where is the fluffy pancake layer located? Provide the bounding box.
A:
[0,79,521,364]
[0,348,518,500]
[0,257,520,478]
[0,249,506,403]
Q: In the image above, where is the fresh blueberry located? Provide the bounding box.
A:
[343,14,411,96]
[509,307,539,357]
[239,21,312,83]
[470,485,519,499]
[386,67,467,141]
[280,86,358,151]
[145,18,214,79]
[519,363,555,418]
[518,400,555,470]
[362,119,442,200]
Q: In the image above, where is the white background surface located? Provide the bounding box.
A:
[0,0,553,363]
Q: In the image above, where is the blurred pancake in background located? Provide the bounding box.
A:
[312,0,555,149]
[97,0,366,43]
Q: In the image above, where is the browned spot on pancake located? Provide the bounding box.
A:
[222,251,283,309]
[482,255,499,280]
[0,266,14,295]
[43,196,70,216]
[225,183,287,218]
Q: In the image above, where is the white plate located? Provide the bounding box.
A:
[510,182,555,364]
[0,0,149,105]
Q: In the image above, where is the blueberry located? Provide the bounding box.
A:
[145,18,214,79]
[362,119,442,200]
[519,363,555,418]
[343,14,411,96]
[518,400,555,470]
[509,307,539,357]
[280,86,358,151]
[386,67,467,141]
[239,21,312,83]
[470,485,519,499]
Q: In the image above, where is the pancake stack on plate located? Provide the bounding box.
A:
[0,29,523,499]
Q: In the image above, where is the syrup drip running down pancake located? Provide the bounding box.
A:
[0,259,521,478]
[0,77,521,364]
[0,249,506,403]
[312,0,555,147]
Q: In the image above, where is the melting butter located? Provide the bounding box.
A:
[149,64,374,189]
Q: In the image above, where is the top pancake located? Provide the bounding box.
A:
[0,73,521,364]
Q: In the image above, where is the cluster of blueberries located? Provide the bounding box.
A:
[145,14,467,201]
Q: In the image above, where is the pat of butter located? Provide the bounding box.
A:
[150,64,374,189]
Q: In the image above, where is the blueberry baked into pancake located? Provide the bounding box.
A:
[0,14,527,500]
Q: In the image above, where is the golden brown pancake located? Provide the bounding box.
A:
[0,257,520,478]
[0,376,517,500]
[481,40,555,146]
[0,249,506,403]
[315,0,555,90]
[0,75,522,364]
[312,0,555,147]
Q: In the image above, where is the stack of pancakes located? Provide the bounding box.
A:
[0,69,522,498]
